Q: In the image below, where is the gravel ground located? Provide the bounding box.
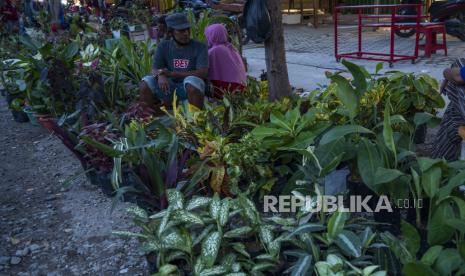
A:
[0,98,148,275]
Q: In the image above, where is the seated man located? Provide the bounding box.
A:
[140,13,208,112]
[432,59,465,161]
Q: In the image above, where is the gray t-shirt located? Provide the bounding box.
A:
[153,39,209,83]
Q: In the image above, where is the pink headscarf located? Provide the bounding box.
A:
[205,24,247,85]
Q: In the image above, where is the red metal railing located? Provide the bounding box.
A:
[334,4,424,67]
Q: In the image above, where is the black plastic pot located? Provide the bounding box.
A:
[414,124,427,144]
[11,110,30,123]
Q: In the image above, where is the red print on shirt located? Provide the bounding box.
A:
[173,59,189,69]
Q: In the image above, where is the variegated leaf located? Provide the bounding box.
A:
[126,206,148,220]
[172,210,204,225]
[290,255,312,276]
[199,265,228,276]
[210,194,221,220]
[194,225,215,246]
[201,231,222,267]
[163,231,188,252]
[224,227,253,238]
[158,206,172,236]
[140,240,161,253]
[219,199,230,227]
[210,166,226,194]
[232,243,250,258]
[111,231,148,239]
[186,196,212,211]
[251,262,276,272]
[335,231,362,258]
[167,189,184,210]
[259,225,274,245]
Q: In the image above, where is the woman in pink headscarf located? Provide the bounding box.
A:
[205,24,247,99]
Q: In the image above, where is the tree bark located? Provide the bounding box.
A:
[265,0,291,101]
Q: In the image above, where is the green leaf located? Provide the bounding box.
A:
[445,218,465,233]
[232,243,250,258]
[375,62,384,74]
[111,231,148,239]
[201,231,222,267]
[335,230,362,258]
[421,167,442,198]
[186,196,212,211]
[163,231,188,251]
[251,262,276,272]
[328,211,348,241]
[158,206,172,236]
[167,189,184,210]
[224,227,253,238]
[126,206,148,220]
[433,248,462,275]
[315,261,333,276]
[270,111,292,131]
[290,255,312,276]
[358,138,384,191]
[342,59,368,94]
[286,223,326,239]
[251,126,288,140]
[259,225,274,245]
[414,112,435,127]
[374,168,404,186]
[219,199,230,227]
[421,246,443,266]
[401,220,420,256]
[329,74,359,120]
[60,42,80,60]
[172,210,204,225]
[210,193,221,220]
[437,170,465,199]
[199,266,228,276]
[417,157,443,173]
[155,264,178,276]
[458,240,465,260]
[383,101,396,156]
[427,202,455,245]
[80,136,124,157]
[320,125,373,145]
[403,262,438,276]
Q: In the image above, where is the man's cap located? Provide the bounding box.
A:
[166,13,191,30]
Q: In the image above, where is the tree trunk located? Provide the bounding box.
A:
[265,0,291,101]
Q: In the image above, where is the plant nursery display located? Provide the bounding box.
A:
[1,2,464,275]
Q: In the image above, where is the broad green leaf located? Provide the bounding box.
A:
[417,157,443,173]
[401,220,420,256]
[163,231,188,252]
[126,206,148,220]
[437,170,465,200]
[330,74,359,120]
[421,245,443,266]
[199,266,228,276]
[270,111,292,131]
[315,261,333,276]
[427,202,455,245]
[60,42,80,60]
[421,166,442,198]
[219,199,230,227]
[320,125,373,145]
[375,62,383,74]
[374,168,404,186]
[290,255,312,276]
[201,231,222,267]
[155,264,178,276]
[232,243,250,258]
[328,212,348,241]
[358,138,384,191]
[342,59,368,93]
[363,265,382,275]
[403,262,437,276]
[414,112,435,127]
[194,225,215,246]
[445,218,465,233]
[286,223,326,239]
[158,206,172,236]
[433,248,462,275]
[172,210,204,225]
[327,254,344,270]
[238,194,259,224]
[224,227,253,238]
[251,262,276,272]
[167,189,184,210]
[186,196,212,211]
[383,101,396,156]
[251,126,288,140]
[335,230,362,258]
[458,241,465,260]
[259,225,274,245]
[210,194,221,220]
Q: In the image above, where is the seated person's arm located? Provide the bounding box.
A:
[163,68,208,80]
[444,67,465,84]
[163,43,209,80]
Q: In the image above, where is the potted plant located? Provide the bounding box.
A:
[109,17,125,38]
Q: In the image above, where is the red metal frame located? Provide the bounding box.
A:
[334,4,423,67]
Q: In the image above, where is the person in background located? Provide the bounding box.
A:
[139,13,208,112]
[204,23,247,99]
[0,0,19,33]
[432,58,465,161]
[155,15,169,43]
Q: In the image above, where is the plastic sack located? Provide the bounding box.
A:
[243,0,272,43]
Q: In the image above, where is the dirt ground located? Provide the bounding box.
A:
[0,99,148,275]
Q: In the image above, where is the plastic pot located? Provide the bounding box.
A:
[37,115,56,131]
[128,25,135,32]
[23,107,40,126]
[112,30,121,38]
[11,110,30,123]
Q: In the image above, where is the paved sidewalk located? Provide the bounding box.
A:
[244,25,465,91]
